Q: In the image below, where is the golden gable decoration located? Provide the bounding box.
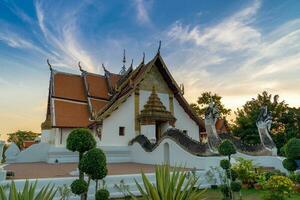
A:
[138,86,176,125]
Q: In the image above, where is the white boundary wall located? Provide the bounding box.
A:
[130,138,286,172]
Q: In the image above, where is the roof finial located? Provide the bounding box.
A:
[122,49,126,68]
[47,59,52,71]
[157,40,161,54]
[130,59,133,68]
[78,61,84,72]
[142,52,145,64]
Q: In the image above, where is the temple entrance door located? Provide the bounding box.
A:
[156,121,166,141]
[155,122,161,141]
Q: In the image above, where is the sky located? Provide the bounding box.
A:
[0,0,300,139]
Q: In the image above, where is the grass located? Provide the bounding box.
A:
[112,189,300,200]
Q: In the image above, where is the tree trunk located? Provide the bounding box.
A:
[79,152,84,180]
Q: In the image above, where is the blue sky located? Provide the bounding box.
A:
[0,0,300,136]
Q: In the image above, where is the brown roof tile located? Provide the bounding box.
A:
[53,73,86,101]
[109,73,121,87]
[85,74,109,99]
[90,99,108,113]
[54,100,91,127]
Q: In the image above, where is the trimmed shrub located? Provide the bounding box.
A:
[295,174,300,184]
[226,169,238,181]
[283,158,297,172]
[218,140,236,157]
[285,138,300,160]
[79,148,107,180]
[280,145,286,157]
[70,179,88,195]
[220,159,231,170]
[220,184,231,199]
[95,189,110,200]
[66,128,96,154]
[231,181,242,192]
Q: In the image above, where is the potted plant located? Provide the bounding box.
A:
[254,173,266,190]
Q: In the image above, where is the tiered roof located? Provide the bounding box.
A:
[42,53,206,131]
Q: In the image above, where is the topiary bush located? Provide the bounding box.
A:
[226,169,238,181]
[79,147,108,199]
[231,181,242,192]
[66,128,96,154]
[283,158,297,172]
[285,138,300,160]
[95,189,110,200]
[67,128,96,182]
[218,140,236,158]
[220,159,231,170]
[70,179,88,195]
[79,148,107,180]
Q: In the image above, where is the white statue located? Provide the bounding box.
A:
[204,99,222,152]
[256,106,277,155]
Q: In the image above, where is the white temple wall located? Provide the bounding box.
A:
[101,95,135,146]
[141,125,156,142]
[53,128,73,147]
[173,99,199,141]
[139,90,169,111]
[41,129,55,144]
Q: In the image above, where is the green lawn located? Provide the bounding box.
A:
[112,189,300,200]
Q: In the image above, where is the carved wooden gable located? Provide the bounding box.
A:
[139,64,172,94]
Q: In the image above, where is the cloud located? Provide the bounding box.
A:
[167,0,261,52]
[133,0,151,25]
[164,0,300,108]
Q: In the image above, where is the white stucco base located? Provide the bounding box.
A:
[0,170,209,200]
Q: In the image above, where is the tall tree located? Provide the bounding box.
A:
[190,92,231,118]
[231,91,295,148]
[7,130,39,149]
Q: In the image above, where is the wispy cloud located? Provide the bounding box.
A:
[164,0,300,108]
[133,0,151,25]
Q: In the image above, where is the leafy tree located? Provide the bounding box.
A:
[79,148,108,199]
[66,128,96,200]
[190,92,231,118]
[7,130,39,149]
[232,91,290,146]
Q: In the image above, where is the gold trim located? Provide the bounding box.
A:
[169,94,174,115]
[134,88,140,133]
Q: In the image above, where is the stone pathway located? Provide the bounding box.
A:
[4,162,156,179]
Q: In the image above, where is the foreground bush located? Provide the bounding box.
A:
[264,175,294,200]
[96,189,109,200]
[0,180,56,200]
[131,164,205,200]
[71,179,88,195]
[285,138,300,160]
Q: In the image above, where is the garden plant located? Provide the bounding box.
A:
[66,128,96,200]
[218,139,241,200]
[130,164,205,200]
[0,180,57,200]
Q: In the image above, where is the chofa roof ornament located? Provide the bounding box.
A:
[157,40,161,54]
[47,59,52,71]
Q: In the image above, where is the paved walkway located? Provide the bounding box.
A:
[4,162,156,179]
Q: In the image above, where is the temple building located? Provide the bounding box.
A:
[41,50,226,149]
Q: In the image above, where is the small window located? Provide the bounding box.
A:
[119,127,125,136]
[183,130,188,135]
